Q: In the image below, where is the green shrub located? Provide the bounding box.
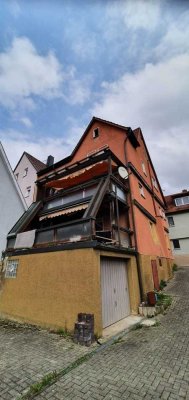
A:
[159,280,167,290]
[156,292,172,308]
[172,263,178,272]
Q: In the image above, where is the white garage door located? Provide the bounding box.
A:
[101,257,130,328]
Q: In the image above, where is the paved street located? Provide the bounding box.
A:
[36,268,189,400]
[0,267,189,400]
[0,323,90,400]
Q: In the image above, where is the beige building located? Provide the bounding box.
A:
[165,190,189,266]
[14,152,47,207]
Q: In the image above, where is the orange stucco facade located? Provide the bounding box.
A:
[0,117,173,334]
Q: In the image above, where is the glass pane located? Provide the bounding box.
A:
[183,196,189,205]
[35,229,54,244]
[175,198,183,206]
[7,238,16,249]
[57,221,91,242]
[45,185,97,211]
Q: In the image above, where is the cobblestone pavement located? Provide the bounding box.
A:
[0,322,91,400]
[36,268,189,400]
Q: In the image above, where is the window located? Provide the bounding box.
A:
[23,167,28,177]
[5,260,19,278]
[93,128,99,138]
[159,258,162,266]
[152,177,158,190]
[15,173,19,180]
[138,183,145,198]
[175,196,189,206]
[141,162,147,175]
[172,239,180,249]
[25,186,31,198]
[167,216,174,226]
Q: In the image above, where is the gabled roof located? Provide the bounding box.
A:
[14,152,46,173]
[38,116,140,177]
[0,142,27,210]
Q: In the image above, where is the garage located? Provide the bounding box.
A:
[101,257,130,328]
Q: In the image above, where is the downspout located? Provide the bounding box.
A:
[124,132,144,302]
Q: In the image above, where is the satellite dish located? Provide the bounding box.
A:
[118,166,129,180]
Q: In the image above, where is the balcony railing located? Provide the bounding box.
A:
[7,219,131,250]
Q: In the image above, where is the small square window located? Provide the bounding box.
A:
[141,162,147,176]
[172,239,180,249]
[23,167,28,177]
[25,186,31,198]
[167,216,174,226]
[93,128,99,139]
[152,177,158,190]
[5,260,19,278]
[138,183,145,198]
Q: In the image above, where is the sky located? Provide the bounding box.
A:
[0,0,188,194]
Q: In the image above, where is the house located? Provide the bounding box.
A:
[14,152,50,207]
[0,142,27,258]
[165,189,189,266]
[0,118,173,336]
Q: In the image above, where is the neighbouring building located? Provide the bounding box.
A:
[14,152,50,207]
[0,118,173,336]
[0,142,27,258]
[165,189,189,266]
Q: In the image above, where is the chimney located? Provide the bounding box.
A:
[182,189,187,193]
[46,155,54,167]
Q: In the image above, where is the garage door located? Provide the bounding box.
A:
[101,257,130,328]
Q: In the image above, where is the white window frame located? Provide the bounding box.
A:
[25,186,31,198]
[175,196,189,206]
[141,162,147,176]
[5,260,19,278]
[138,182,145,198]
[93,128,99,139]
[167,216,174,226]
[23,167,28,177]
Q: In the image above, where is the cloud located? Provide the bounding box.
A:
[0,36,92,113]
[0,124,84,169]
[0,37,63,110]
[155,11,189,60]
[92,54,189,194]
[20,117,33,128]
[8,0,21,18]
[106,0,161,31]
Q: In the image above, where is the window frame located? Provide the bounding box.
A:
[138,182,145,198]
[167,216,174,227]
[172,239,180,249]
[5,260,19,278]
[23,167,28,177]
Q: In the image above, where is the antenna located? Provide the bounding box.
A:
[118,166,129,180]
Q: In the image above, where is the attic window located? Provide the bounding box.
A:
[93,128,99,139]
[23,167,28,177]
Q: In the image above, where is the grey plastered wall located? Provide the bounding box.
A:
[0,152,26,256]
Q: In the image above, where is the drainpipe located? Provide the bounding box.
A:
[124,132,144,302]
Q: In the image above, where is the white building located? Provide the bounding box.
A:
[0,143,27,257]
[165,190,189,266]
[14,152,47,207]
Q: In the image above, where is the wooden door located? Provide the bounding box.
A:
[151,260,159,290]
